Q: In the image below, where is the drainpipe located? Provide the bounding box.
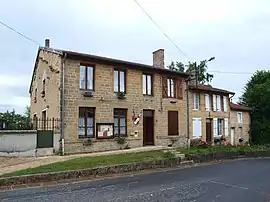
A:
[60,53,67,155]
[186,80,190,148]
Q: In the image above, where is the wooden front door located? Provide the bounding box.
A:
[143,110,154,146]
[206,118,212,142]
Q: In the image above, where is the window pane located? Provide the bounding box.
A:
[142,75,146,94]
[120,127,126,136]
[114,70,118,92]
[120,117,126,126]
[147,75,151,95]
[114,126,119,135]
[120,71,125,92]
[87,67,93,90]
[80,66,86,89]
[171,79,174,97]
[167,79,170,97]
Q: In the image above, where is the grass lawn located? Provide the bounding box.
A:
[1,151,165,178]
[178,145,270,154]
[2,145,270,178]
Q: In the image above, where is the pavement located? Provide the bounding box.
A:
[0,146,169,175]
[1,158,270,202]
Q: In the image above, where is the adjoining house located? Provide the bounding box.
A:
[29,39,190,154]
[229,103,251,145]
[188,84,251,145]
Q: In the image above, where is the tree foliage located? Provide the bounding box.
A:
[168,60,214,84]
[0,106,31,130]
[239,70,270,144]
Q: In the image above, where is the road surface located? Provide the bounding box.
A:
[1,158,270,202]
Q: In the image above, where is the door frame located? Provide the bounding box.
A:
[143,109,155,146]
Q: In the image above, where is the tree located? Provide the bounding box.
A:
[168,60,214,84]
[0,106,31,130]
[239,70,270,144]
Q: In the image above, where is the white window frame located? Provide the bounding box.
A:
[237,112,243,123]
[213,118,218,137]
[192,118,202,138]
[224,118,229,137]
[193,93,199,110]
[216,95,221,111]
[213,95,217,111]
[205,94,210,111]
[223,96,227,112]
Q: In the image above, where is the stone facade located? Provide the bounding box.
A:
[29,43,189,154]
[29,49,61,121]
[63,59,188,153]
[188,89,231,142]
[230,110,250,144]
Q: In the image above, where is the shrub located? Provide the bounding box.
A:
[163,150,176,159]
[190,139,210,148]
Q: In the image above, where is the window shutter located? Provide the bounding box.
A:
[213,118,218,137]
[176,79,183,99]
[168,111,179,135]
[213,95,217,111]
[162,76,168,98]
[217,95,221,111]
[205,94,210,111]
[223,96,227,112]
[192,118,201,138]
[224,118,229,137]
[193,93,197,109]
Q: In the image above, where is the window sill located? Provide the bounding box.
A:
[193,109,199,111]
[79,89,94,92]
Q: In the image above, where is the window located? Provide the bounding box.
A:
[114,109,127,136]
[142,74,152,95]
[205,94,210,111]
[212,94,222,111]
[42,79,45,97]
[218,119,223,136]
[33,114,37,130]
[192,118,202,138]
[223,96,227,112]
[224,118,229,137]
[193,93,199,110]
[167,78,175,98]
[80,65,94,90]
[78,107,95,138]
[162,77,183,99]
[237,112,243,123]
[114,69,125,93]
[168,111,179,136]
[216,95,221,111]
[34,88,37,103]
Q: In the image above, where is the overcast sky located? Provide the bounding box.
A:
[0,0,269,114]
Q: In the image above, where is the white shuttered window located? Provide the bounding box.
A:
[205,94,210,111]
[213,118,218,137]
[213,95,217,111]
[216,95,221,111]
[224,118,229,137]
[223,96,227,112]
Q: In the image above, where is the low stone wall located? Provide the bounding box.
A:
[156,136,187,147]
[65,137,142,154]
[0,158,181,187]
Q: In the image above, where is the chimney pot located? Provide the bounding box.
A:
[45,39,50,48]
[153,49,164,68]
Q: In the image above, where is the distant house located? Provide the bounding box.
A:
[0,118,6,130]
[188,84,251,145]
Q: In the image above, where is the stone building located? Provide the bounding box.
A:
[29,39,190,154]
[187,84,251,145]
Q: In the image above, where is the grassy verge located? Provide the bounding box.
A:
[1,151,165,178]
[178,145,270,154]
[2,145,270,178]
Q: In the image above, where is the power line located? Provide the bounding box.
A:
[208,70,253,75]
[0,20,41,46]
[133,0,191,61]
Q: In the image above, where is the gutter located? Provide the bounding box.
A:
[60,53,67,155]
[185,78,191,148]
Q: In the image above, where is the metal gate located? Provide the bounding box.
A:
[36,130,54,148]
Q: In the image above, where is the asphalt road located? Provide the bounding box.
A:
[1,158,270,202]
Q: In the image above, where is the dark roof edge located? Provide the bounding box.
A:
[230,103,252,112]
[62,50,190,78]
[188,85,235,95]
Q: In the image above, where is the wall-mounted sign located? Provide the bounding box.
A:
[96,123,114,139]
[132,110,142,125]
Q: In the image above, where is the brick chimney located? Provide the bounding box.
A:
[153,49,164,68]
[45,39,50,48]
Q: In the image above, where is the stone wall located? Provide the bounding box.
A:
[188,90,230,141]
[63,59,188,153]
[230,110,250,143]
[30,49,61,120]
